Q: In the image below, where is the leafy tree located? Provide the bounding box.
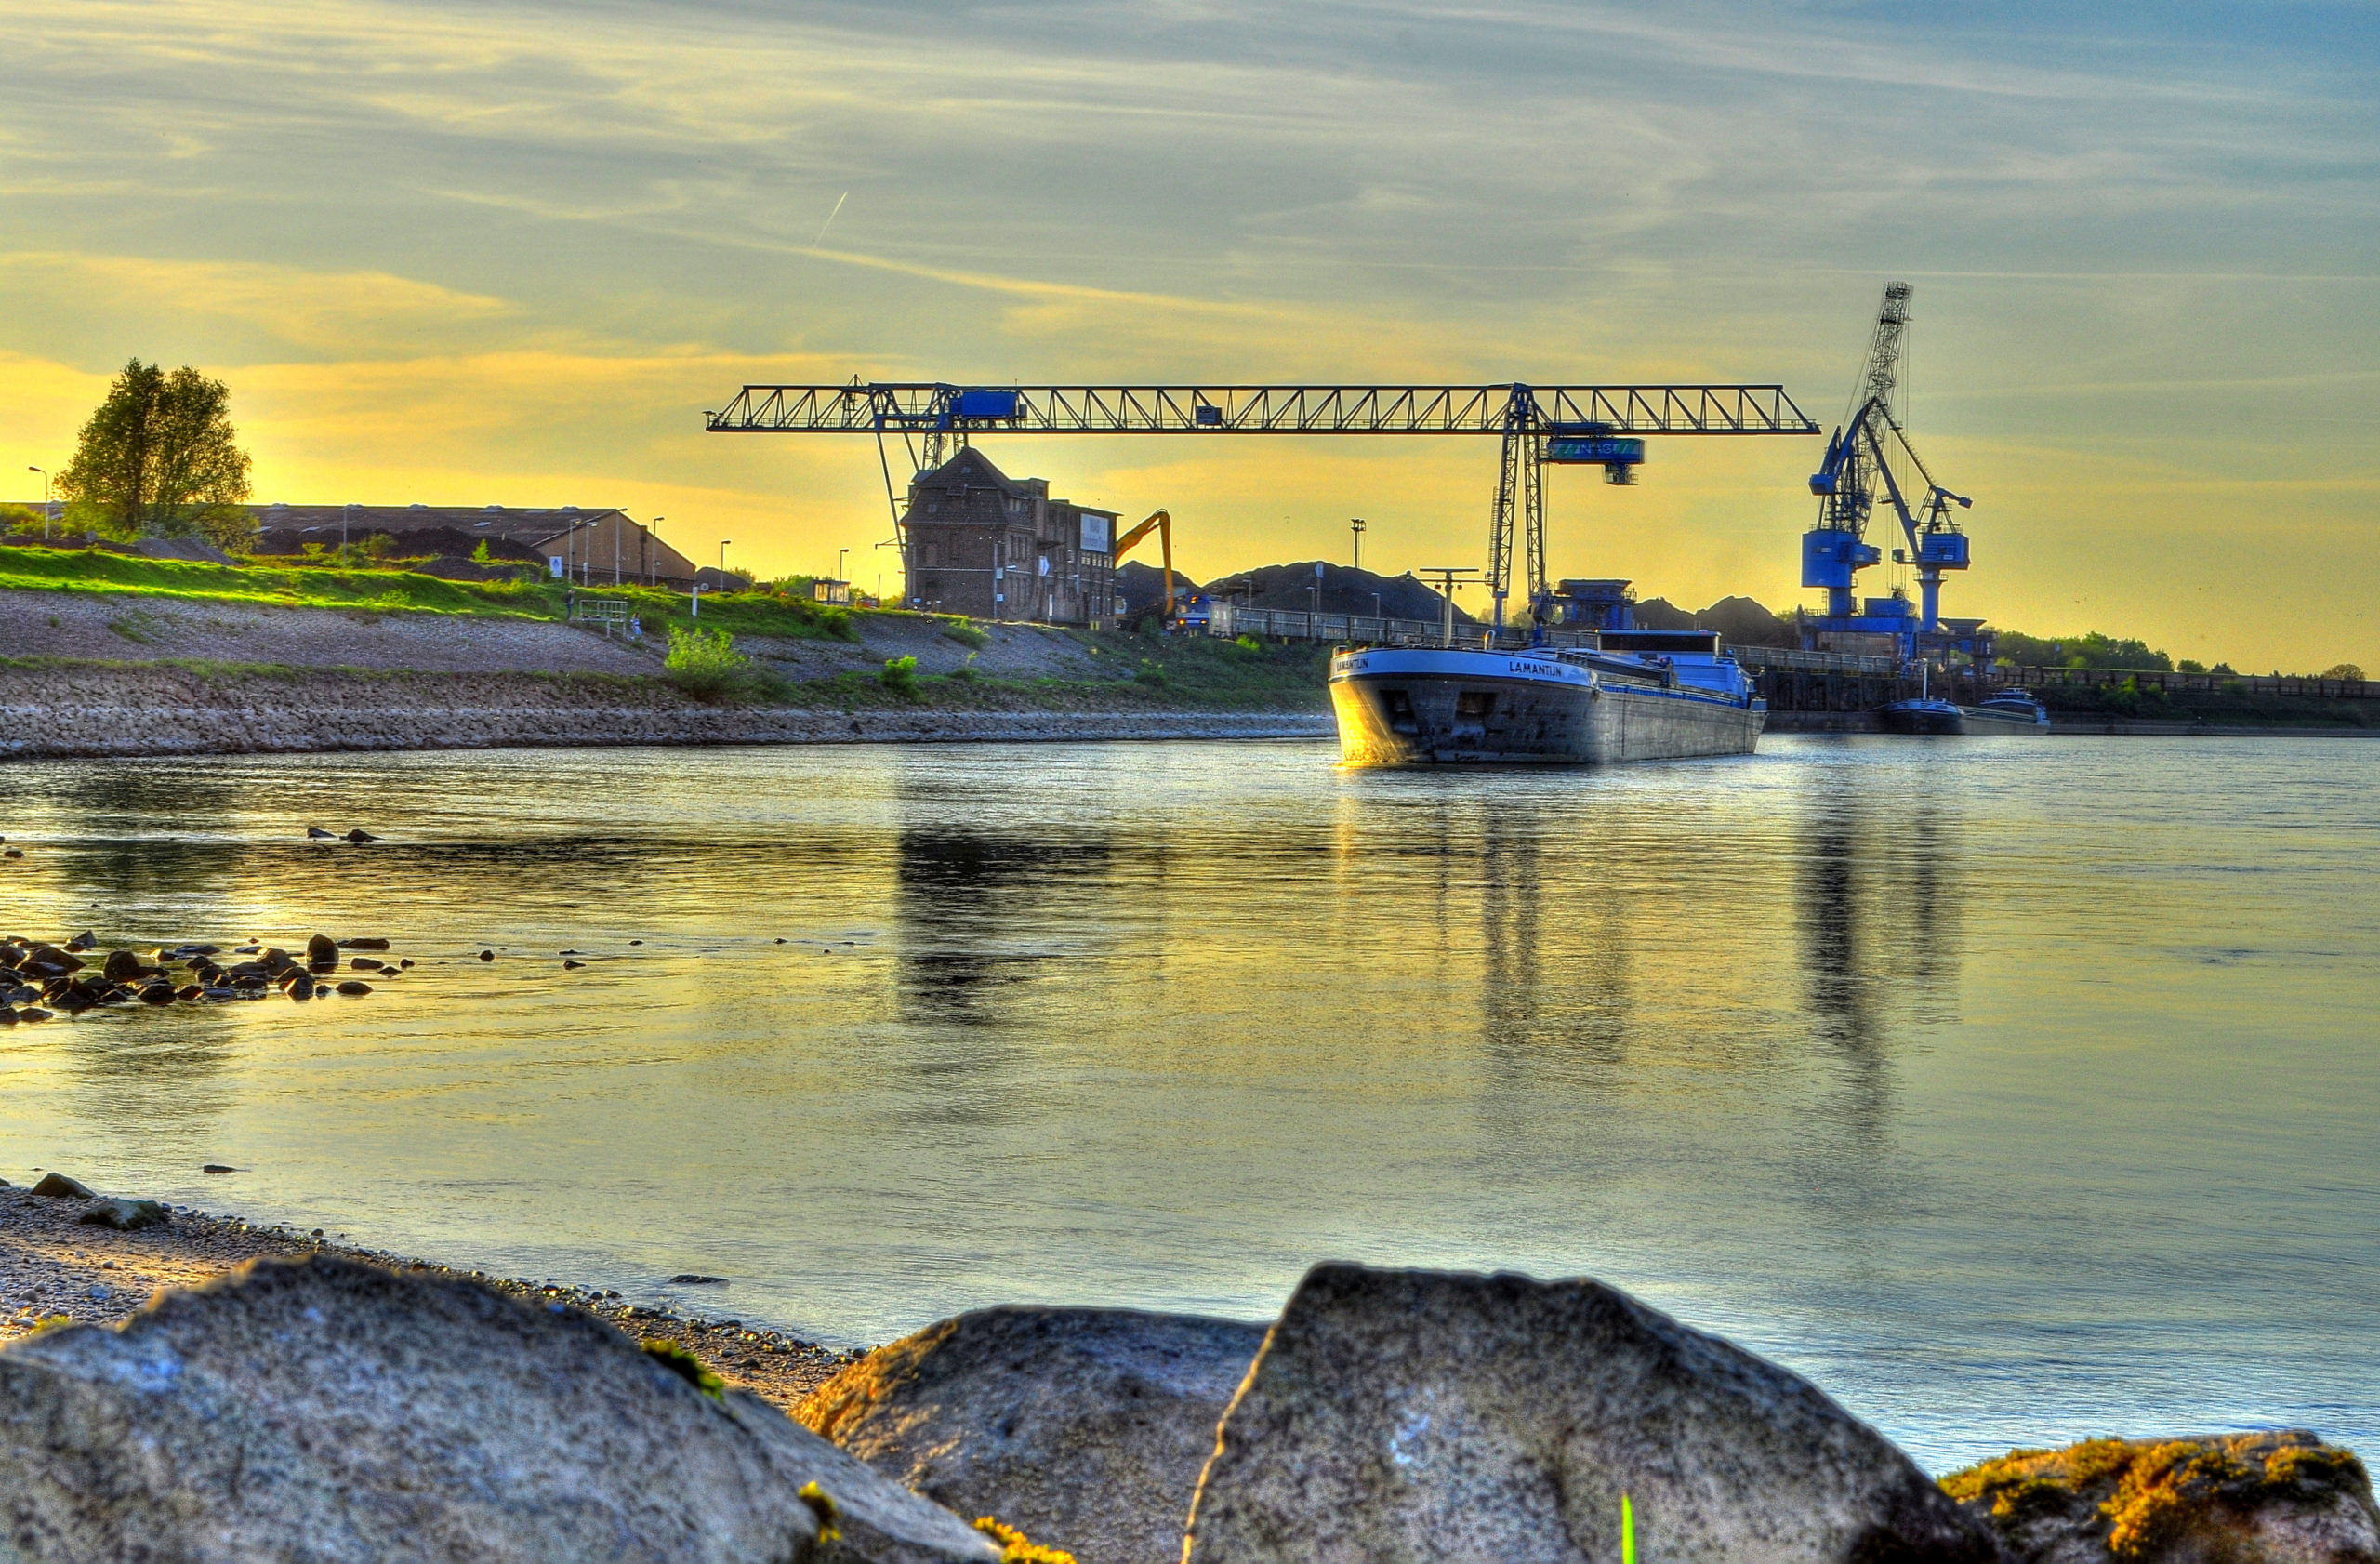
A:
[1994,630,2173,671]
[57,359,254,548]
[2322,663,2365,682]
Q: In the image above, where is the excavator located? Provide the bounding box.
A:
[1112,509,1177,624]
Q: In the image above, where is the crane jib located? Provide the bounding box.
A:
[705,383,1819,437]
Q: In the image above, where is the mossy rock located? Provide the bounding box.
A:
[1940,1432,2377,1564]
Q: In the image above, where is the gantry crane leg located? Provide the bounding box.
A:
[1487,420,1549,631]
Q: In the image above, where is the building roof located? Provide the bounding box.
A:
[241,503,629,544]
[914,448,1044,499]
[910,449,1116,517]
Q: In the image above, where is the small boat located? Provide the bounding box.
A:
[1329,630,1765,766]
[1881,696,1964,735]
[1880,663,1964,734]
[1960,689,2052,733]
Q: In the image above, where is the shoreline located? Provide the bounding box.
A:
[0,1177,846,1414]
[0,661,1333,759]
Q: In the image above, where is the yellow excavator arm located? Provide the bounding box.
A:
[1112,509,1175,622]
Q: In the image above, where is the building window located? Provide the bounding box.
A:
[923,541,940,567]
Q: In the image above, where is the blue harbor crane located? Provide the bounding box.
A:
[1800,284,1988,665]
[706,380,1818,627]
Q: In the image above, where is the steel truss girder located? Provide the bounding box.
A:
[708,382,1817,437]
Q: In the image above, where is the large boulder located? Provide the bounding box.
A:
[0,1254,990,1564]
[730,1390,1000,1564]
[800,1307,1269,1564]
[1941,1431,2379,1564]
[1183,1263,1996,1564]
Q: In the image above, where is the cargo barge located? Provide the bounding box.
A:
[1329,629,1765,766]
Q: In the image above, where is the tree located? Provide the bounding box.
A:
[57,359,255,548]
[2321,663,2365,682]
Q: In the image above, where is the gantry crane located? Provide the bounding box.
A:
[706,380,1818,627]
[1801,285,1982,663]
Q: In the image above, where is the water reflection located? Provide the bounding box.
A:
[2,739,2373,1473]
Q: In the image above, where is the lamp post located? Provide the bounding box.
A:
[837,546,849,587]
[342,502,356,556]
[648,517,664,587]
[1350,517,1366,571]
[719,539,731,585]
[27,467,50,540]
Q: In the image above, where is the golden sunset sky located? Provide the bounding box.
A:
[4,0,2374,669]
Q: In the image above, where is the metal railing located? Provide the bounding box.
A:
[2013,666,2378,700]
[1204,603,1606,649]
[1726,644,1899,676]
[1198,605,1908,675]
[574,597,631,635]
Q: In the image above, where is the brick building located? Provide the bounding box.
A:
[902,450,1118,626]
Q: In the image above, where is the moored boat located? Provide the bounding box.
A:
[1880,696,1964,735]
[1329,630,1765,766]
[1960,689,2052,732]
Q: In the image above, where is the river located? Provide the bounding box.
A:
[3,735,2375,1470]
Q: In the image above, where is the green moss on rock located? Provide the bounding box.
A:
[1941,1432,2374,1564]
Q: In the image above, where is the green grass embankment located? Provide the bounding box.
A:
[0,544,861,641]
[694,631,1331,713]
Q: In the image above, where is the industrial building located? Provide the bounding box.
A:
[901,450,1118,626]
[245,504,704,588]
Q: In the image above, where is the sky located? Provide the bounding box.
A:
[4,0,2375,669]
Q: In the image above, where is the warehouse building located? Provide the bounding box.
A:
[245,503,704,588]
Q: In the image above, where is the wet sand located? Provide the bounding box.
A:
[0,1178,851,1413]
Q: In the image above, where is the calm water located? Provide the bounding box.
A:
[3,736,2375,1469]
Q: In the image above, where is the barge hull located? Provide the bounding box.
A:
[1331,665,1763,765]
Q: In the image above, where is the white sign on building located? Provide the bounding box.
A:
[1079,512,1113,554]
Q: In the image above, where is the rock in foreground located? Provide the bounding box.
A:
[1183,1262,1996,1564]
[0,1254,988,1564]
[1942,1431,2380,1564]
[800,1306,1269,1564]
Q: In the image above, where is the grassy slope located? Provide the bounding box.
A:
[803,632,1331,712]
[0,546,860,641]
[0,544,1334,712]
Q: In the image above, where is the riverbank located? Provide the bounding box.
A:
[0,658,1333,759]
[1764,709,2380,736]
[0,1176,842,1414]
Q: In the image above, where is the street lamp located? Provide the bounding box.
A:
[719,539,731,581]
[26,467,51,540]
[837,546,849,583]
[1350,517,1366,571]
[648,517,664,587]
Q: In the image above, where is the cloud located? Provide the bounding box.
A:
[0,252,516,358]
[3,0,2377,669]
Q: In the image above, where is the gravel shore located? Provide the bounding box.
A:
[0,662,1332,759]
[0,1178,848,1413]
